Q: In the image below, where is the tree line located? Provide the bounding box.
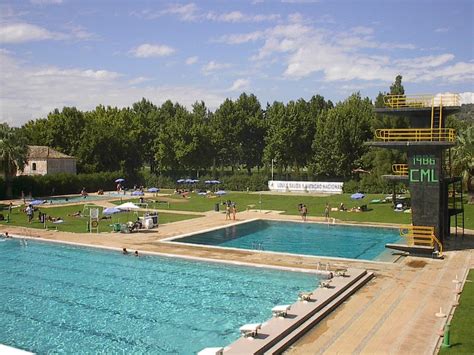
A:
[1,76,472,193]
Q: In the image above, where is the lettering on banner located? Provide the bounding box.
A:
[268,180,343,194]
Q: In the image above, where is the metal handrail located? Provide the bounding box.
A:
[399,225,443,256]
[375,128,456,142]
[392,164,408,176]
[384,94,460,108]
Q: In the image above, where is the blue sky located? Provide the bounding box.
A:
[1,0,473,126]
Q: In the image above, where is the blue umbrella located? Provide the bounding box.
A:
[131,191,144,196]
[148,187,159,193]
[185,178,194,184]
[351,192,365,200]
[103,207,121,215]
[177,179,185,183]
[115,178,125,183]
[215,190,227,196]
[30,199,46,206]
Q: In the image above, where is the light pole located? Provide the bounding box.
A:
[271,158,275,181]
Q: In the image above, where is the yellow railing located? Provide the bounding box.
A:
[375,128,456,142]
[392,164,408,176]
[400,225,443,256]
[384,94,460,109]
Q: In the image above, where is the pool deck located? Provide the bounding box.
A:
[1,209,473,354]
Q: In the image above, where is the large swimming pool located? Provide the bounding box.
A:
[173,220,402,261]
[0,239,316,354]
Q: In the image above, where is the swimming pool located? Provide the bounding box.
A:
[40,195,111,204]
[173,220,402,261]
[0,239,316,354]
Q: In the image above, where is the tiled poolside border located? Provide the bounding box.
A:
[163,218,403,264]
[223,268,374,354]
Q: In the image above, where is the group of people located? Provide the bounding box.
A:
[225,201,237,220]
[122,248,139,257]
[298,203,308,221]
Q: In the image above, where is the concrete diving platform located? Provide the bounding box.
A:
[385,243,435,256]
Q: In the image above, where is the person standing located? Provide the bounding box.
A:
[324,203,330,221]
[302,204,308,221]
[225,203,231,220]
[26,204,34,223]
[232,203,237,220]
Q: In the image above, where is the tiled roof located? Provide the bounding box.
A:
[27,145,75,159]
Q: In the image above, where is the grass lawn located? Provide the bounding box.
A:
[439,269,474,353]
[0,203,201,233]
[114,191,474,229]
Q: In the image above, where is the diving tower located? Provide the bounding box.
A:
[370,94,465,255]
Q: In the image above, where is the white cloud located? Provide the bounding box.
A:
[128,76,151,85]
[130,43,175,58]
[220,20,471,85]
[185,56,198,65]
[201,61,232,75]
[30,0,62,4]
[206,11,279,22]
[0,23,66,43]
[0,22,96,43]
[459,92,474,104]
[228,78,250,91]
[135,3,279,23]
[435,27,449,33]
[214,31,263,44]
[395,54,455,69]
[162,3,199,21]
[0,52,225,126]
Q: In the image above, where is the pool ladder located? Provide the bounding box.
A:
[252,242,265,251]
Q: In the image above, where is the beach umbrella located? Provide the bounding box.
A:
[215,190,227,196]
[148,187,159,193]
[103,207,121,215]
[185,178,194,184]
[204,180,211,184]
[176,179,185,183]
[351,192,365,200]
[198,192,207,196]
[115,178,125,183]
[211,180,221,184]
[192,179,200,183]
[131,191,144,196]
[30,199,46,206]
[116,202,140,210]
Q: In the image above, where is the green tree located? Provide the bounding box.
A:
[390,75,405,95]
[0,123,29,197]
[130,98,160,172]
[311,93,374,178]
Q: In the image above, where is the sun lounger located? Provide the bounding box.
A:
[197,347,224,355]
[239,323,262,338]
[298,291,313,301]
[335,269,347,277]
[319,279,332,288]
[272,304,291,317]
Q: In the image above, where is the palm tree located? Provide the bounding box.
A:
[0,123,29,197]
[450,124,474,192]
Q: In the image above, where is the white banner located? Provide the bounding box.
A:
[268,180,343,194]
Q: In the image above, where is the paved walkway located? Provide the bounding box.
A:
[1,209,473,354]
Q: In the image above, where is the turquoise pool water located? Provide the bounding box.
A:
[41,195,110,204]
[175,220,402,261]
[0,239,316,354]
